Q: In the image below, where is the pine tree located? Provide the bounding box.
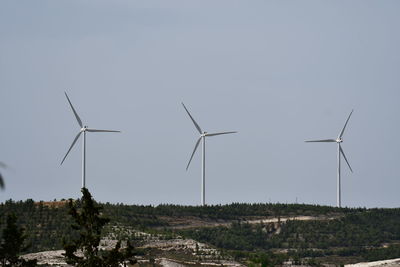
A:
[0,213,37,266]
[63,188,136,267]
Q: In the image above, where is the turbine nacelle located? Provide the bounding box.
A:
[336,138,343,143]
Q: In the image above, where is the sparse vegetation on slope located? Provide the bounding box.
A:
[1,200,399,266]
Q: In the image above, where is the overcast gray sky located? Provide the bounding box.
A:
[1,1,399,208]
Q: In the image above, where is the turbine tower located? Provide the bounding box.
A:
[305,110,354,208]
[61,92,120,189]
[182,102,237,206]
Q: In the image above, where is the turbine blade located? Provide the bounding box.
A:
[339,145,353,173]
[305,139,336,142]
[186,137,201,171]
[0,173,4,189]
[61,132,82,165]
[182,102,202,134]
[339,109,354,138]
[205,131,237,137]
[65,92,83,128]
[86,128,121,133]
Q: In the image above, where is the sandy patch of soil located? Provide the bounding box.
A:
[346,258,400,267]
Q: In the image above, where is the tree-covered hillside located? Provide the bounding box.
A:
[179,209,400,250]
[1,199,399,265]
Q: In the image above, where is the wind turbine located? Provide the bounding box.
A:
[182,102,237,206]
[61,92,120,189]
[305,110,354,208]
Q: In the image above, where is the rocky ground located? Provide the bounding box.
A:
[22,245,400,267]
[22,231,245,267]
[23,250,68,266]
[345,258,400,267]
[159,215,338,230]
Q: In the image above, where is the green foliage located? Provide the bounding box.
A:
[277,209,400,249]
[0,213,37,266]
[179,221,271,251]
[361,244,400,262]
[103,202,350,220]
[0,199,74,252]
[0,199,400,265]
[0,201,354,253]
[232,250,288,267]
[179,209,400,253]
[63,188,136,267]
